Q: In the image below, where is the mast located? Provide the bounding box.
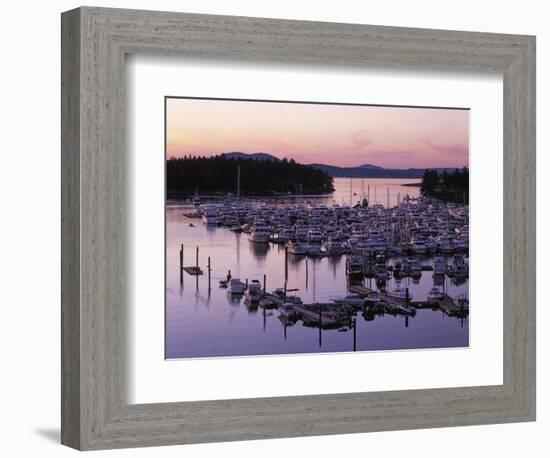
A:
[237,165,241,199]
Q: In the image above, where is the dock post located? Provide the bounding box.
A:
[263,274,266,296]
[353,318,357,351]
[195,246,199,268]
[284,280,287,297]
[207,256,211,290]
[405,287,410,304]
[405,316,409,328]
[179,243,183,284]
[284,246,288,280]
[245,278,248,288]
[306,258,309,288]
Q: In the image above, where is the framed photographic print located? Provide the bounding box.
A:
[61,6,536,450]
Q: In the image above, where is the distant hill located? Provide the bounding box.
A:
[310,163,460,178]
[223,152,280,162]
[358,163,384,170]
[197,152,460,178]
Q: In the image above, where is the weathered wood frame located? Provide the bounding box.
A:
[61,6,536,450]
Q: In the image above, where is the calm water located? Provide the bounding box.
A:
[166,178,469,359]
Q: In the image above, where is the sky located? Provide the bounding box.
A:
[166,98,469,169]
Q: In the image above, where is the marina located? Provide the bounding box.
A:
[166,177,469,359]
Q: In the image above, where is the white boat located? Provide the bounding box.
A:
[438,237,454,254]
[427,286,444,303]
[433,256,447,276]
[227,278,246,295]
[307,228,323,243]
[201,205,218,225]
[411,238,427,254]
[330,294,365,307]
[244,279,263,302]
[448,255,468,277]
[249,220,271,243]
[287,240,307,255]
[346,256,364,279]
[322,236,347,255]
[279,303,298,319]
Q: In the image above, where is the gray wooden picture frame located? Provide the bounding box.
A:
[61,6,536,451]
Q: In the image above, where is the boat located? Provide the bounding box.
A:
[427,286,444,303]
[307,228,323,243]
[201,205,218,226]
[330,294,365,307]
[433,256,447,276]
[227,278,246,295]
[456,293,469,311]
[272,289,303,305]
[287,240,307,255]
[322,236,347,255]
[448,255,468,277]
[244,279,263,302]
[374,264,389,281]
[394,302,417,316]
[411,238,427,254]
[385,286,412,302]
[249,219,271,243]
[346,255,364,281]
[306,244,325,257]
[278,302,298,320]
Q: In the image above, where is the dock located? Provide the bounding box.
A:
[439,293,468,316]
[183,266,203,275]
[292,303,349,328]
[348,285,376,296]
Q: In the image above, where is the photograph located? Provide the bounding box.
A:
[165,97,470,359]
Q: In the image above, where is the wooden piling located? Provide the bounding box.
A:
[195,246,199,268]
[305,258,309,288]
[207,256,211,289]
[263,274,267,295]
[284,246,288,280]
[179,243,183,283]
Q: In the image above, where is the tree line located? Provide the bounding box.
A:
[166,155,335,196]
[421,168,469,204]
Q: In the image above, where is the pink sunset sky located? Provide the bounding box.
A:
[166,98,469,169]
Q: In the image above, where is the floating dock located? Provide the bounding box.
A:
[183,266,203,275]
[439,293,468,316]
[292,303,349,328]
